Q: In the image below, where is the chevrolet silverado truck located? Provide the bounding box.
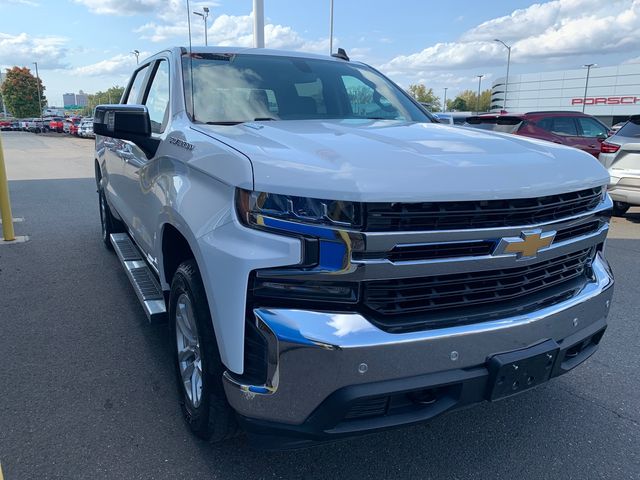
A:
[93,47,614,448]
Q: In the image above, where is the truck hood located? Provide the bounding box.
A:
[195,119,609,202]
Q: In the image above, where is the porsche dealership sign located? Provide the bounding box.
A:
[571,96,640,106]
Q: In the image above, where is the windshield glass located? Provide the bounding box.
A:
[617,118,640,138]
[182,53,430,124]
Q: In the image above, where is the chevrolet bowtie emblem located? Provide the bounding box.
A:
[495,229,556,259]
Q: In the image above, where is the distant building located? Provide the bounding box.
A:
[63,93,76,107]
[76,90,88,107]
[491,63,640,126]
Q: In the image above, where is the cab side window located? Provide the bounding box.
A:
[144,60,170,134]
[125,64,150,104]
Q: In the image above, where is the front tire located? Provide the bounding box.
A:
[98,187,124,249]
[612,201,630,217]
[169,260,238,443]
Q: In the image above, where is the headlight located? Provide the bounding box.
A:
[236,189,362,229]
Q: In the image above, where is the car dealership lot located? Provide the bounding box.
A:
[0,131,638,479]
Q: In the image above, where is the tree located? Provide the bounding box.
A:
[407,84,441,111]
[82,85,126,116]
[447,97,468,112]
[0,67,47,118]
[455,89,492,113]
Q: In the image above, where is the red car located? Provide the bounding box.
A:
[465,111,609,157]
[68,117,81,136]
[48,117,64,133]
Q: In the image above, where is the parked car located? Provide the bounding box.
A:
[0,120,12,131]
[610,121,626,134]
[465,111,609,157]
[49,117,64,133]
[78,118,94,138]
[433,113,454,124]
[94,47,613,448]
[599,114,640,216]
[26,119,46,133]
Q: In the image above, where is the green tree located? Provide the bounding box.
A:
[0,67,47,118]
[456,89,492,113]
[83,85,126,116]
[447,97,468,111]
[407,84,441,111]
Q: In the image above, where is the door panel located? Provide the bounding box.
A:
[121,59,171,263]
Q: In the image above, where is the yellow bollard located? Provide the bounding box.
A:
[0,131,16,241]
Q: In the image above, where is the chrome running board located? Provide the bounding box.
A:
[110,233,167,323]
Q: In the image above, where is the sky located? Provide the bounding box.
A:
[1,0,640,107]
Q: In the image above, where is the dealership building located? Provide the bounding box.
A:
[491,63,640,126]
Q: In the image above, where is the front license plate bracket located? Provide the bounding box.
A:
[487,339,559,401]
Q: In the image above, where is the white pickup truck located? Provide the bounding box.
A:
[94,47,614,448]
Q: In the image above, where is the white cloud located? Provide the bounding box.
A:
[135,12,331,54]
[381,0,640,79]
[72,52,147,76]
[0,32,68,69]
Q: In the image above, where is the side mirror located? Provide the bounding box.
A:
[596,134,607,143]
[93,104,159,158]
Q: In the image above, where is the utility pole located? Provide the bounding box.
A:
[33,62,43,124]
[193,7,210,45]
[253,0,265,48]
[131,50,140,65]
[443,87,448,112]
[476,74,484,114]
[329,0,334,54]
[582,63,596,113]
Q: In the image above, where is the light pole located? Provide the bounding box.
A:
[253,0,265,48]
[193,6,210,45]
[582,63,596,113]
[494,38,511,111]
[443,87,448,112]
[33,62,43,124]
[476,74,484,114]
[131,50,140,65]
[329,0,334,54]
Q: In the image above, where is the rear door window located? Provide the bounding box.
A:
[577,117,607,137]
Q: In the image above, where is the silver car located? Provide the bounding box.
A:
[599,115,640,216]
[79,118,94,138]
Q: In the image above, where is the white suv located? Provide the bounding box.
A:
[599,115,640,216]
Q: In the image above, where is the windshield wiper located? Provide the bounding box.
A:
[252,117,277,121]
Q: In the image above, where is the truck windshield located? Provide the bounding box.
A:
[182,53,431,124]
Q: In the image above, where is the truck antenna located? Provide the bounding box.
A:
[186,0,196,121]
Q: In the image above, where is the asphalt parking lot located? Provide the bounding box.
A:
[0,131,639,479]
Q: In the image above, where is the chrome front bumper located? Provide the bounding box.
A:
[223,254,614,426]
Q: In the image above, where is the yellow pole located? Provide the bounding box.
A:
[0,131,16,241]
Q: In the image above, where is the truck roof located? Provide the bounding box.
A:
[154,46,354,64]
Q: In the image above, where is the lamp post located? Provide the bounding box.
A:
[329,0,334,54]
[193,6,210,45]
[33,62,43,124]
[253,0,265,48]
[131,50,140,65]
[494,39,511,111]
[582,63,596,113]
[443,87,448,112]
[476,74,484,114]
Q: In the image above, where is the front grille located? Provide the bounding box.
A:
[365,187,602,231]
[353,222,602,263]
[363,248,595,332]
